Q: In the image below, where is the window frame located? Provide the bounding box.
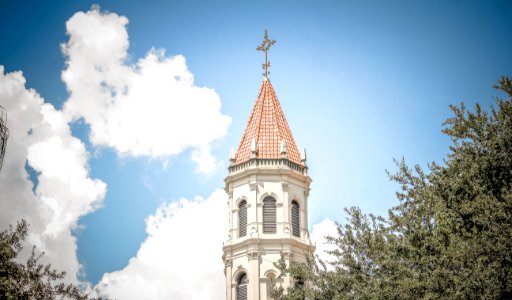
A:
[291,200,300,237]
[262,197,277,234]
[238,200,247,237]
[236,272,248,300]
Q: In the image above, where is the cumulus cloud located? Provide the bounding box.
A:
[310,218,338,268]
[2,6,338,299]
[94,189,227,300]
[61,6,231,174]
[94,197,339,299]
[0,4,231,290]
[0,66,106,282]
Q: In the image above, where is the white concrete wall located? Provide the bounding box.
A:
[223,166,313,299]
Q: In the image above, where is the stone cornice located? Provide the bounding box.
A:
[229,157,306,174]
[222,236,314,253]
[225,158,311,185]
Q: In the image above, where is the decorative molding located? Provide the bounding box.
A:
[249,182,258,191]
[264,269,278,278]
[225,258,232,268]
[225,185,233,199]
[228,158,308,175]
[281,182,288,192]
[282,251,294,260]
[259,192,279,203]
[250,226,258,237]
[235,197,248,208]
[290,195,304,207]
[248,251,260,260]
[304,188,310,197]
[232,267,249,285]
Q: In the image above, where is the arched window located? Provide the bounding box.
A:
[263,197,276,233]
[239,200,247,237]
[266,272,277,298]
[294,276,305,294]
[237,272,248,300]
[291,201,300,237]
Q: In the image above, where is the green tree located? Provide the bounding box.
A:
[271,77,512,299]
[0,220,101,300]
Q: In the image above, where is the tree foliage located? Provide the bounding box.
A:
[0,220,100,300]
[271,77,512,299]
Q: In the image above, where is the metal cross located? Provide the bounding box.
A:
[256,30,276,78]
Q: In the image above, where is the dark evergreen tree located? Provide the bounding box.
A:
[0,220,103,300]
[270,77,512,300]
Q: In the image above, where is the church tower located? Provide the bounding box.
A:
[223,31,314,300]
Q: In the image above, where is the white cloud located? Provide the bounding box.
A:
[310,218,338,268]
[2,6,341,299]
[61,6,231,174]
[0,4,231,291]
[0,66,106,282]
[94,189,227,300]
[93,199,339,299]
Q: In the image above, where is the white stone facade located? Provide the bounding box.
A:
[223,159,314,299]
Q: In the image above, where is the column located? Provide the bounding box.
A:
[225,258,232,299]
[248,251,260,299]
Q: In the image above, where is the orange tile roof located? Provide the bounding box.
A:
[235,79,302,165]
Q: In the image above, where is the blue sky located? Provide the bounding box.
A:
[1,1,511,298]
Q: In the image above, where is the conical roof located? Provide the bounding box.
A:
[235,79,302,165]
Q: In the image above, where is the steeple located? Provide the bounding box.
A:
[234,79,303,165]
[223,31,313,300]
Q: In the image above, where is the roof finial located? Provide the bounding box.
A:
[256,29,276,78]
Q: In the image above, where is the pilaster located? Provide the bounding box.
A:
[248,251,260,299]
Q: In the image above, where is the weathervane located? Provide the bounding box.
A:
[256,30,276,78]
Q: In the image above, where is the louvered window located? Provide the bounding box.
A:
[263,197,276,233]
[291,201,300,237]
[295,276,305,288]
[237,273,248,300]
[239,201,247,237]
[266,273,277,297]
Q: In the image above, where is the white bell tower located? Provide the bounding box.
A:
[223,35,314,298]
